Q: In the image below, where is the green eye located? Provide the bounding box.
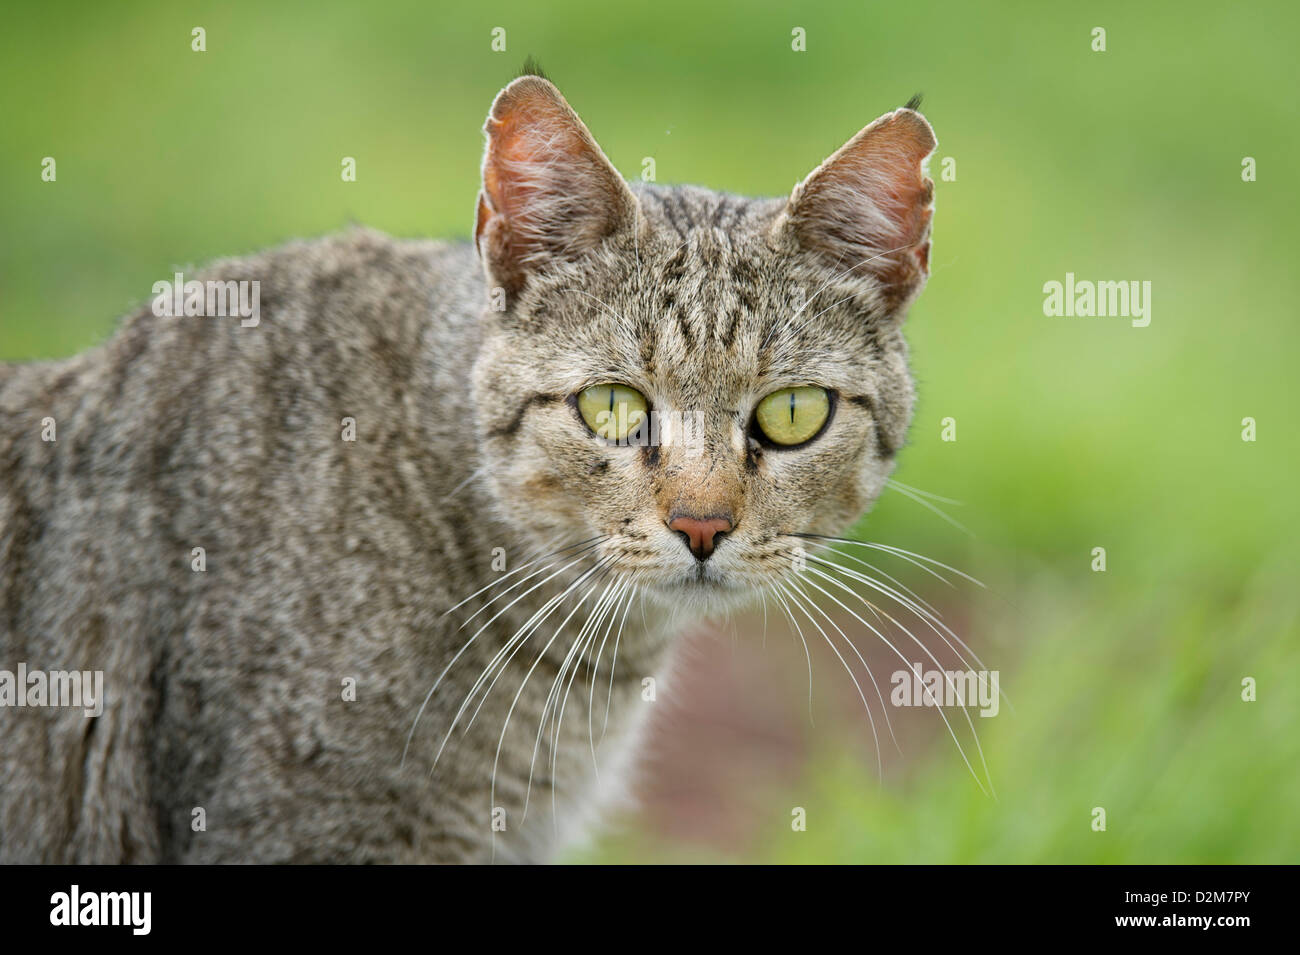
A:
[754,386,831,446]
[577,384,649,442]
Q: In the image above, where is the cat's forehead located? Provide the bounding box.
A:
[569,266,863,406]
[504,185,884,403]
[632,184,781,245]
[619,188,875,398]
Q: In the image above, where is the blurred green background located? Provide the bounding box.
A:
[2,1,1296,862]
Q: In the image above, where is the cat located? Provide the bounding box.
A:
[0,72,936,863]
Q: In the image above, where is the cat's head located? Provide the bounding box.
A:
[471,75,935,613]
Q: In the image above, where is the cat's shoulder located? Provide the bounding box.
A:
[198,226,477,295]
[155,227,483,347]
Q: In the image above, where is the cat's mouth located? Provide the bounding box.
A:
[672,561,742,592]
[688,565,727,586]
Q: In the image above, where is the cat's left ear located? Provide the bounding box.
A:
[475,76,639,299]
[774,106,937,314]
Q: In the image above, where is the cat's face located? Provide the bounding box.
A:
[471,77,935,613]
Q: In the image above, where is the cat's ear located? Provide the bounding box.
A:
[775,106,937,313]
[475,76,638,298]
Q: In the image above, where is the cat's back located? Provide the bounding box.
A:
[1,226,483,439]
[1,228,486,608]
[0,228,489,862]
[1,227,484,503]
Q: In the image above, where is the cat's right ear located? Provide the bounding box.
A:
[475,76,638,300]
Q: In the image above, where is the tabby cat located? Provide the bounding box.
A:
[0,73,936,862]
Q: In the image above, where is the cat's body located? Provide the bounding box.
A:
[0,231,663,862]
[0,76,936,863]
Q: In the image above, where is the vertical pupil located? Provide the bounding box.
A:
[788,391,796,424]
[608,389,615,415]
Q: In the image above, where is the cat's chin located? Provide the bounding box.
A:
[643,571,765,617]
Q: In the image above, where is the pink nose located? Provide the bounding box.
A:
[668,514,733,561]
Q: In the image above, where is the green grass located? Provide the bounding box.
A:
[3,0,1297,862]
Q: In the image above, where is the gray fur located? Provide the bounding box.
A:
[0,78,934,863]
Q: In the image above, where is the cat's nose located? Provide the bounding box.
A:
[667,513,733,561]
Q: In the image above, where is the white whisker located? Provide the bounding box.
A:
[430,554,612,776]
[798,564,994,797]
[401,539,605,768]
[810,552,1009,713]
[599,577,641,743]
[777,580,885,775]
[769,583,815,725]
[491,560,614,823]
[885,481,973,536]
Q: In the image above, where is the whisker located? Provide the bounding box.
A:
[769,583,816,726]
[430,553,613,776]
[886,478,965,507]
[545,574,622,825]
[525,574,616,823]
[401,543,605,768]
[811,552,970,661]
[885,482,973,536]
[855,541,986,590]
[781,575,898,752]
[600,577,642,742]
[808,555,980,681]
[442,532,590,618]
[464,556,615,738]
[809,544,942,619]
[491,566,612,857]
[450,536,605,625]
[796,534,955,587]
[543,570,621,773]
[795,533,986,589]
[587,578,634,772]
[776,580,886,776]
[809,553,1009,713]
[798,564,995,797]
[442,465,487,502]
[496,563,615,821]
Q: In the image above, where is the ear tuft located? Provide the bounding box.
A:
[779,107,937,312]
[475,76,636,298]
[517,56,550,81]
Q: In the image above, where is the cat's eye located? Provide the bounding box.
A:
[753,386,832,447]
[576,384,649,442]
